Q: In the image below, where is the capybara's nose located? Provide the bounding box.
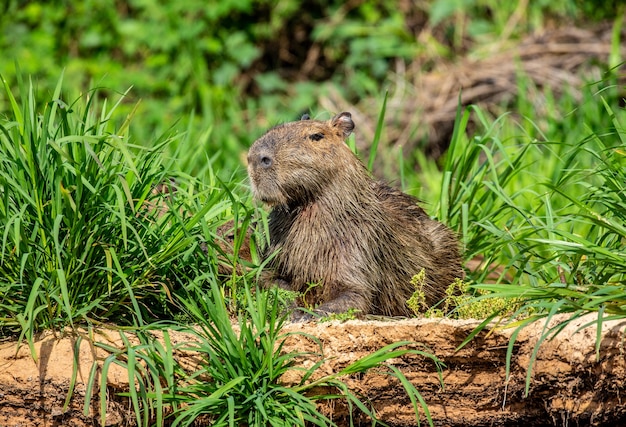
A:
[249,149,273,170]
[259,155,273,168]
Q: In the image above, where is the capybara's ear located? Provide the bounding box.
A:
[301,113,310,120]
[331,112,355,138]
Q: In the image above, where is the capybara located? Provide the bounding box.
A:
[247,112,463,319]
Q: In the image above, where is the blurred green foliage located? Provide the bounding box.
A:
[1,0,620,181]
[0,0,422,170]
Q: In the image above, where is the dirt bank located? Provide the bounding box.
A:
[1,313,625,426]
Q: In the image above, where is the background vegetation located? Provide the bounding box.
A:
[0,0,625,425]
[1,0,622,179]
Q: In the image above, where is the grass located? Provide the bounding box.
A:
[0,74,250,349]
[433,76,626,394]
[440,79,626,293]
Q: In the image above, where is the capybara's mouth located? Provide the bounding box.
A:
[260,197,278,206]
[255,190,283,206]
[251,182,286,206]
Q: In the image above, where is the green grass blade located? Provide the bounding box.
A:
[368,90,388,171]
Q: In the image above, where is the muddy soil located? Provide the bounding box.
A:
[1,313,625,426]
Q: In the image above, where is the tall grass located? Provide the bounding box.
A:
[0,75,242,350]
[435,76,626,391]
[439,80,625,291]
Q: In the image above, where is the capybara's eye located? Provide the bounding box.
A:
[309,133,324,141]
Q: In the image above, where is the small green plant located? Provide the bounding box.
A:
[406,273,512,319]
[319,308,361,322]
[451,281,523,320]
[423,279,522,320]
[406,269,428,314]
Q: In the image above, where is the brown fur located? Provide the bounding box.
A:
[247,112,463,318]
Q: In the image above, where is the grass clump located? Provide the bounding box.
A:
[441,92,626,312]
[0,75,242,348]
[434,78,626,389]
[438,78,626,290]
[89,280,442,427]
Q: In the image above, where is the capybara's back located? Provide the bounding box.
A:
[247,112,463,319]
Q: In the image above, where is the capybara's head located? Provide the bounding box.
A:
[247,112,355,206]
